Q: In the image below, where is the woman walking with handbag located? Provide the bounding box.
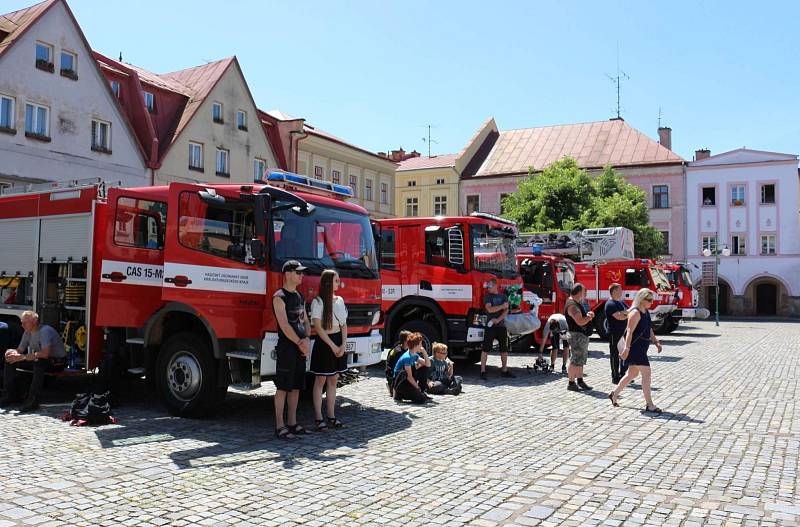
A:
[609,288,663,412]
[310,270,349,430]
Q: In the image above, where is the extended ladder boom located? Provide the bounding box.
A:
[517,227,634,261]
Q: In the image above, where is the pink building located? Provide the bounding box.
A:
[456,118,687,259]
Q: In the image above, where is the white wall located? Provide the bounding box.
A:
[0,1,147,187]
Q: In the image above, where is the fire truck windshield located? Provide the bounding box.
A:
[650,267,672,292]
[681,269,694,288]
[470,224,519,278]
[271,204,378,278]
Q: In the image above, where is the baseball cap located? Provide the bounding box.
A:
[282,260,308,273]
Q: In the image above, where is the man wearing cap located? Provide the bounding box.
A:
[272,260,312,440]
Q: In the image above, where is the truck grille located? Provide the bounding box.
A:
[346,304,380,327]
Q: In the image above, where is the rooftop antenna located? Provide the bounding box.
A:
[118,52,123,62]
[658,106,663,128]
[421,124,438,157]
[607,42,629,119]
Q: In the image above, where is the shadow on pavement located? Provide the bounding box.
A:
[92,392,414,470]
[639,409,705,424]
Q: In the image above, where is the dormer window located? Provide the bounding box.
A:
[143,91,155,113]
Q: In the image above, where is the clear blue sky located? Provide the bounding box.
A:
[15,0,800,161]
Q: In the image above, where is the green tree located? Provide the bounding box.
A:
[503,159,664,259]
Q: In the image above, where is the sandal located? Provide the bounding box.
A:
[644,405,663,414]
[315,419,329,431]
[275,426,296,440]
[289,424,309,435]
[608,392,619,407]
[327,417,343,429]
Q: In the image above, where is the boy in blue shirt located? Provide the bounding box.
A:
[392,332,431,404]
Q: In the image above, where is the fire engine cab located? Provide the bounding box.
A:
[0,172,383,416]
[375,213,527,362]
[657,262,710,333]
[517,227,677,339]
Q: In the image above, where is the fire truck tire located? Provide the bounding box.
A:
[593,309,609,340]
[157,333,223,418]
[397,320,440,353]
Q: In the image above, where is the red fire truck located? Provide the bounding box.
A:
[516,253,575,346]
[517,228,677,339]
[655,262,710,333]
[375,213,529,362]
[0,172,383,416]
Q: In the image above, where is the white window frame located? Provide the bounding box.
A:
[0,95,15,130]
[731,234,746,256]
[212,102,223,123]
[236,110,247,130]
[435,178,445,185]
[701,235,718,254]
[91,119,111,151]
[407,180,416,187]
[314,166,324,180]
[349,175,358,197]
[331,170,341,184]
[216,148,230,176]
[60,50,77,74]
[406,197,419,217]
[189,142,204,170]
[433,195,447,216]
[760,235,776,255]
[731,185,745,206]
[24,102,49,137]
[110,80,120,98]
[35,41,53,66]
[365,179,374,201]
[253,158,266,181]
[143,91,155,112]
[380,182,388,204]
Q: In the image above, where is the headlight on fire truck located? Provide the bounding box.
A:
[371,310,381,326]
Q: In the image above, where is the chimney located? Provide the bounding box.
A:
[657,127,672,151]
[694,148,711,161]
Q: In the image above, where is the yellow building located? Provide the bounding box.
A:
[394,118,498,217]
[395,154,459,217]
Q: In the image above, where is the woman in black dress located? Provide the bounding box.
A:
[310,270,348,430]
[609,288,663,413]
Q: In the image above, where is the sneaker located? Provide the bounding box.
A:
[567,381,581,392]
[561,365,567,375]
[480,371,488,381]
[18,396,39,413]
[577,378,592,391]
[501,370,516,378]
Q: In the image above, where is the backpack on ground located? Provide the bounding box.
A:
[61,391,117,426]
[385,345,405,384]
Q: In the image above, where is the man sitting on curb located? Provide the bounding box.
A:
[2,311,65,412]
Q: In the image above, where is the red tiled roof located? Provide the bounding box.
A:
[472,119,684,177]
[397,153,458,171]
[0,0,57,57]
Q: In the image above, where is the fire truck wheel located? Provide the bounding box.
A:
[157,333,221,418]
[397,320,440,353]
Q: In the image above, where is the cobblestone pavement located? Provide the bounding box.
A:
[1,320,798,526]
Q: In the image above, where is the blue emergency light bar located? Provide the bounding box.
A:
[265,170,354,198]
[533,244,543,256]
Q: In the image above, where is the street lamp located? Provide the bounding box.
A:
[703,245,731,326]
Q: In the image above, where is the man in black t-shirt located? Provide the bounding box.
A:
[272,260,311,440]
[604,283,629,383]
[480,279,515,380]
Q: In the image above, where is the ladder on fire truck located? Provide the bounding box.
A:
[0,177,115,198]
[516,227,635,261]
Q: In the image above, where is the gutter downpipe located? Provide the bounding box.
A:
[289,129,308,173]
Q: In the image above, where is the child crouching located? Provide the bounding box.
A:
[428,342,462,395]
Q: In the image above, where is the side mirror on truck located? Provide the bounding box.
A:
[249,238,265,265]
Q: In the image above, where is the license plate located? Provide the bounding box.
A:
[346,341,356,352]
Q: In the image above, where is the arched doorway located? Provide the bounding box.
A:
[756,283,777,315]
[704,280,731,316]
[744,276,787,316]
